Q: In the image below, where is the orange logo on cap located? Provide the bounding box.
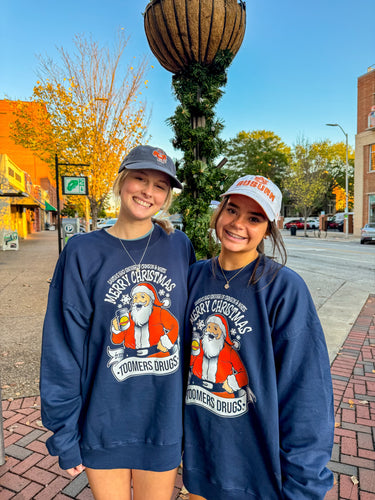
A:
[237,176,275,202]
[153,149,167,164]
[253,176,268,184]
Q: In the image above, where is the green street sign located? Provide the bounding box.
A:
[62,176,88,195]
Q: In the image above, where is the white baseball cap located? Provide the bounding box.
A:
[221,175,282,221]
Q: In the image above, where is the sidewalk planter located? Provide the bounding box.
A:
[144,0,246,73]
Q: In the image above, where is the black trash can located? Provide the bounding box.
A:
[290,226,297,236]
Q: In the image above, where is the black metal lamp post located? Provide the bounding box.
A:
[54,154,90,254]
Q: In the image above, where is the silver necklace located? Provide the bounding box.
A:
[118,230,153,272]
[218,258,250,289]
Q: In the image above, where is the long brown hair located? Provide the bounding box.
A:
[209,196,287,286]
[113,168,174,234]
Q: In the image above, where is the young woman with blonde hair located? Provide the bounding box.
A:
[41,145,195,500]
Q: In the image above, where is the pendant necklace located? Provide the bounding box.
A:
[117,229,153,272]
[218,257,250,290]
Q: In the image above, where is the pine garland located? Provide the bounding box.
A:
[168,50,233,258]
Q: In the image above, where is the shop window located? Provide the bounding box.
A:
[369,194,375,223]
[370,144,375,171]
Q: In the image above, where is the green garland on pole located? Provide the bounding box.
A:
[168,50,234,258]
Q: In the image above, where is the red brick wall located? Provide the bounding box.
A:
[357,70,375,225]
[357,70,375,134]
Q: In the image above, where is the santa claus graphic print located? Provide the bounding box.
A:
[108,282,180,382]
[187,313,255,418]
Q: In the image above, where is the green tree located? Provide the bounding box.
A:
[284,139,328,235]
[9,31,150,228]
[60,199,78,218]
[223,130,291,187]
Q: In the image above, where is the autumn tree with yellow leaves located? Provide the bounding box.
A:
[313,140,355,212]
[9,31,150,227]
[284,138,355,234]
[283,138,330,235]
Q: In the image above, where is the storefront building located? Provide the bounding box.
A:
[0,154,56,242]
[354,66,375,235]
[0,100,57,240]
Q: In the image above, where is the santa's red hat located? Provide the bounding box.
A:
[206,314,233,346]
[131,283,163,307]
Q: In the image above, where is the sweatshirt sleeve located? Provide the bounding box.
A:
[40,243,93,470]
[271,274,334,499]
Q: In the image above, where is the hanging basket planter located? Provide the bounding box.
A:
[144,0,246,74]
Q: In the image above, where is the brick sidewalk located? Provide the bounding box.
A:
[326,294,375,499]
[0,397,184,499]
[1,295,374,499]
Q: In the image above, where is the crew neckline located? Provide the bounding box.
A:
[105,223,154,241]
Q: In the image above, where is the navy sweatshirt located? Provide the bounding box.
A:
[183,257,334,499]
[40,226,195,471]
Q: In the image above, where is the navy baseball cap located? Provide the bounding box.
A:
[118,145,183,189]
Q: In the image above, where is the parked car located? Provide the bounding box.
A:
[360,223,375,244]
[306,218,319,229]
[284,219,304,230]
[168,213,183,230]
[327,213,354,232]
[97,218,118,229]
[284,219,313,230]
[327,216,339,229]
[327,217,344,231]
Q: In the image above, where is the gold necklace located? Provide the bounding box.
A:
[117,229,153,272]
[218,258,250,289]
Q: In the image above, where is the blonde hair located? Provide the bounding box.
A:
[113,169,174,234]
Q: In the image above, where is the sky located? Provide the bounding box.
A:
[1,0,374,158]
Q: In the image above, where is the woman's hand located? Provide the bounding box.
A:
[66,464,86,477]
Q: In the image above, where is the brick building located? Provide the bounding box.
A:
[354,66,375,235]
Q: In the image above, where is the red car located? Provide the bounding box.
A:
[284,219,310,230]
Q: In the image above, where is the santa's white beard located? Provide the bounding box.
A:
[131,301,153,326]
[202,333,225,359]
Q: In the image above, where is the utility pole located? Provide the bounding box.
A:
[54,154,63,254]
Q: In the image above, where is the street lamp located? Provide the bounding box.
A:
[326,123,349,237]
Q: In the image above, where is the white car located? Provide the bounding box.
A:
[306,218,319,229]
[97,218,118,229]
[360,223,375,244]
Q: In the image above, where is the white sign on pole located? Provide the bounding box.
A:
[2,230,19,251]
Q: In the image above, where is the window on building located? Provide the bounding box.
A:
[369,194,375,223]
[370,144,375,171]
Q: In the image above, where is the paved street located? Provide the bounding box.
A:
[0,229,374,499]
[279,230,375,361]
